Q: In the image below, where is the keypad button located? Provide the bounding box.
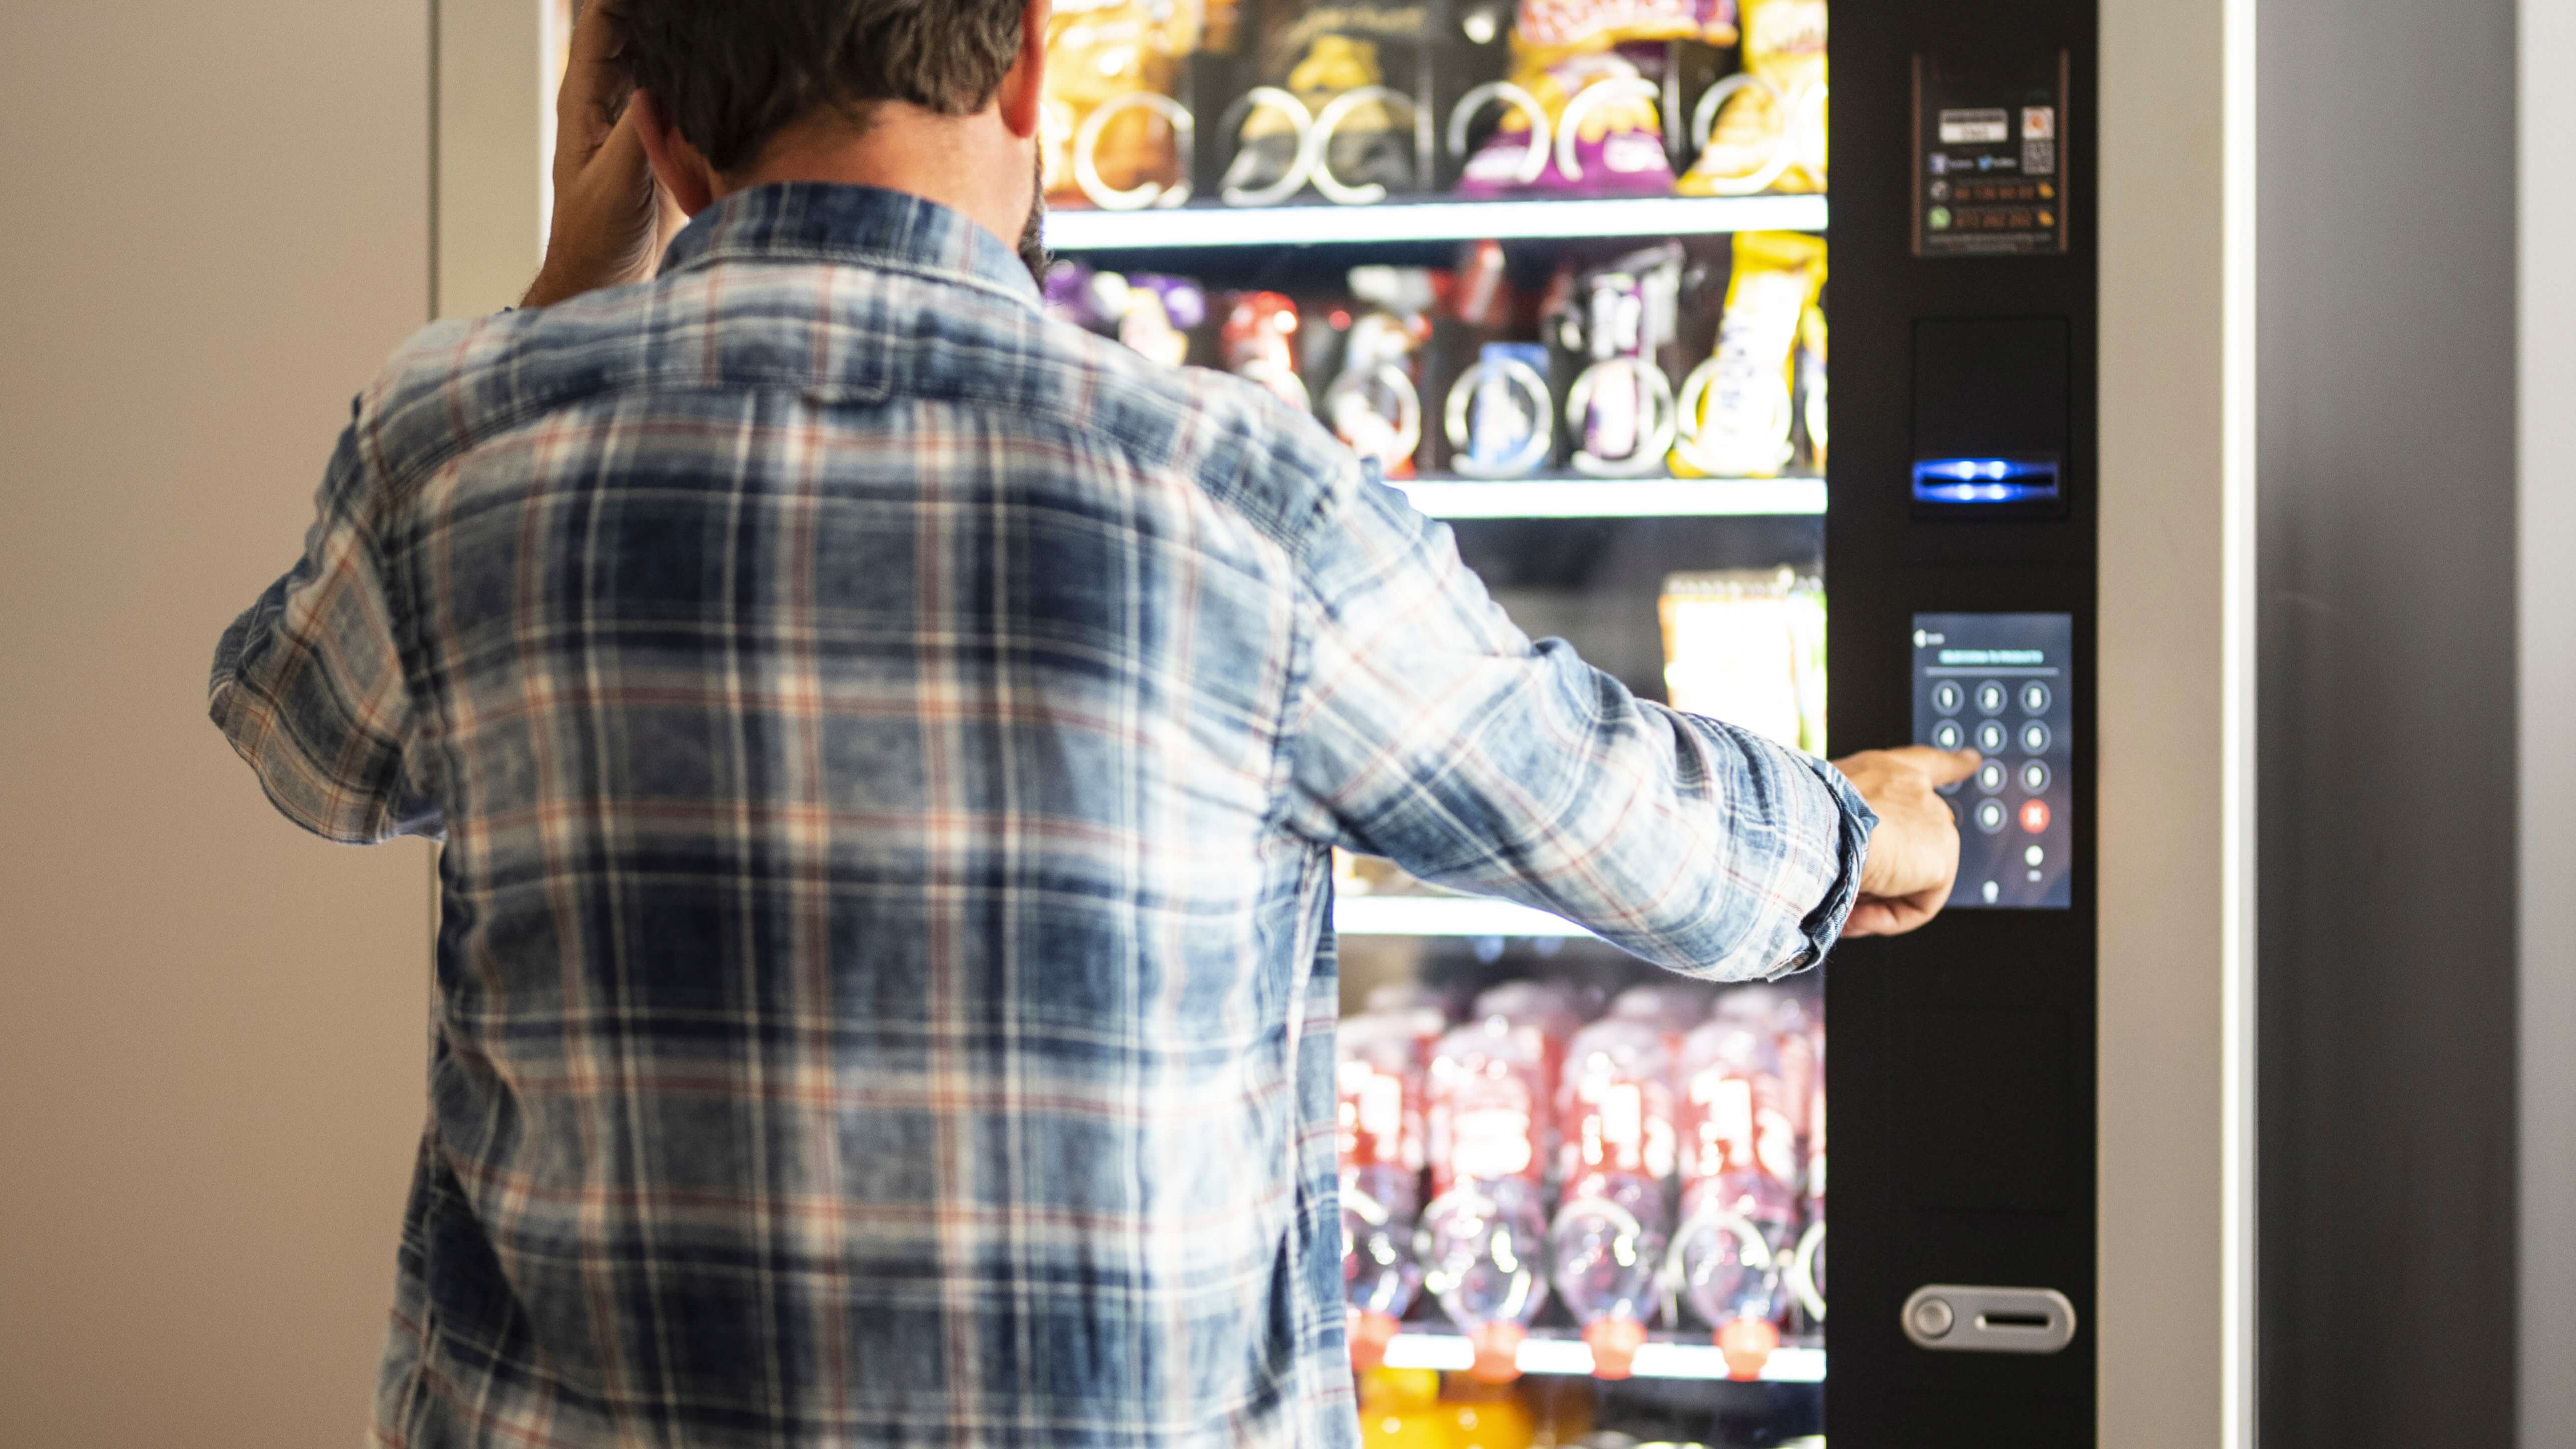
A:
[1976,800,2010,834]
[1978,762,2007,794]
[1977,720,2010,755]
[2022,681,2054,715]
[2022,760,2052,793]
[1933,719,1966,752]
[2020,799,2052,834]
[1976,681,2009,715]
[1933,680,1965,715]
[2021,721,2053,754]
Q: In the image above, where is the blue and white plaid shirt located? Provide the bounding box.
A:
[211,183,1871,1449]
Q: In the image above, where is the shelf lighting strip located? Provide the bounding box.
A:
[1379,1332,1827,1383]
[1045,194,1830,252]
[1334,896,1595,939]
[1394,476,1826,520]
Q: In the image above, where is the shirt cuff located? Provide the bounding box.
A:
[1780,755,1880,977]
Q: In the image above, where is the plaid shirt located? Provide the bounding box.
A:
[211,183,1871,1449]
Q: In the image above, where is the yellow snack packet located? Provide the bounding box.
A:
[1660,567,1828,756]
[1044,0,1201,204]
[1673,231,1828,479]
[1678,0,1827,196]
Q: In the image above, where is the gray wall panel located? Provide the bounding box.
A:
[2257,0,2519,1444]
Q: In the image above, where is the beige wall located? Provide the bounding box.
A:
[0,3,437,1445]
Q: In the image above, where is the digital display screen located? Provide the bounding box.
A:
[1913,613,2074,910]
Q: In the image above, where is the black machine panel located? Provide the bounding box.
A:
[1829,1,2098,1444]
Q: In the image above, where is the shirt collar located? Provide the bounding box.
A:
[660,182,1042,305]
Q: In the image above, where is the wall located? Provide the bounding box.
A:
[2522,0,2576,1442]
[2097,0,2256,1442]
[2257,0,2521,1444]
[0,3,436,1445]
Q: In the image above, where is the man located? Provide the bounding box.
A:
[210,2,1972,1443]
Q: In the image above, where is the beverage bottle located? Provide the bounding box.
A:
[1768,992,1820,1145]
[1786,1013,1827,1328]
[1669,1014,1800,1378]
[1419,1015,1553,1381]
[1339,1013,1428,1370]
[1607,981,1715,1046]
[1548,1016,1678,1379]
[1366,982,1455,1066]
[1472,981,1584,1162]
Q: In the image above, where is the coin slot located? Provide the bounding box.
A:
[1978,1310,2053,1330]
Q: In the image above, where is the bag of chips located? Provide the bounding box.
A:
[1224,4,1424,207]
[1455,1,1734,197]
[1672,231,1825,479]
[1659,568,1828,755]
[1516,0,1737,54]
[1678,0,1827,196]
[1046,0,1202,210]
[1222,292,1312,410]
[1551,243,1684,475]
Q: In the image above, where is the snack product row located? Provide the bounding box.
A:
[1351,1366,1818,1449]
[1045,233,1827,483]
[1046,0,1828,213]
[1337,977,1826,1384]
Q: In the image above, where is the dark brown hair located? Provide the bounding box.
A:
[609,0,1029,175]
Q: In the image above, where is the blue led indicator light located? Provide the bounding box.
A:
[1912,457,2062,505]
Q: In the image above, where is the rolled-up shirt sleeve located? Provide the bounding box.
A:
[1285,464,1874,981]
[209,411,439,845]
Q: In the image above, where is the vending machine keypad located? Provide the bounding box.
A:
[1913,613,2074,909]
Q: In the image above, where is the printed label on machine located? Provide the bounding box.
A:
[1914,52,2073,258]
[1913,613,2075,909]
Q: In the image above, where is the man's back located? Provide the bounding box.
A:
[213,185,1867,1447]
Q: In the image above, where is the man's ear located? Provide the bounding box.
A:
[630,90,719,216]
[997,0,1052,141]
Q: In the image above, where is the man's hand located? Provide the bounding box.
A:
[1832,746,1980,938]
[522,2,682,308]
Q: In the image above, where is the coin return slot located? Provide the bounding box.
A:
[1901,1285,2080,1354]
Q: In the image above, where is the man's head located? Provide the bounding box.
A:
[611,0,1052,273]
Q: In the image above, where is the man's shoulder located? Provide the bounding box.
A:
[351,265,1361,556]
[1056,329,1362,555]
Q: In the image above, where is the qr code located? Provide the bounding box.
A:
[2022,139,2058,176]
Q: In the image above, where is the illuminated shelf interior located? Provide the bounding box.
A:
[1381,1332,1825,1383]
[1394,475,1825,520]
[1335,895,1593,939]
[1046,194,1829,252]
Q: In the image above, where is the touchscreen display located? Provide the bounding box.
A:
[1913,613,2074,909]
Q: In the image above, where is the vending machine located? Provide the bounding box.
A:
[1033,2,2100,1444]
[432,0,2248,1443]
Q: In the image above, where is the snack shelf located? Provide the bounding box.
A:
[1380,1332,1826,1383]
[1335,895,1594,939]
[1045,194,1829,253]
[1394,475,1826,520]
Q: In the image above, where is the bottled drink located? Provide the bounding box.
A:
[1606,981,1714,1047]
[1365,982,1454,1066]
[1768,992,1820,1145]
[1338,1013,1428,1370]
[1548,1016,1677,1379]
[1420,1015,1553,1381]
[1787,1011,1827,1328]
[1670,1013,1800,1378]
[1471,980,1585,1181]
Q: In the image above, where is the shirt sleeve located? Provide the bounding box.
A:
[1285,465,1875,981]
[208,413,441,845]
